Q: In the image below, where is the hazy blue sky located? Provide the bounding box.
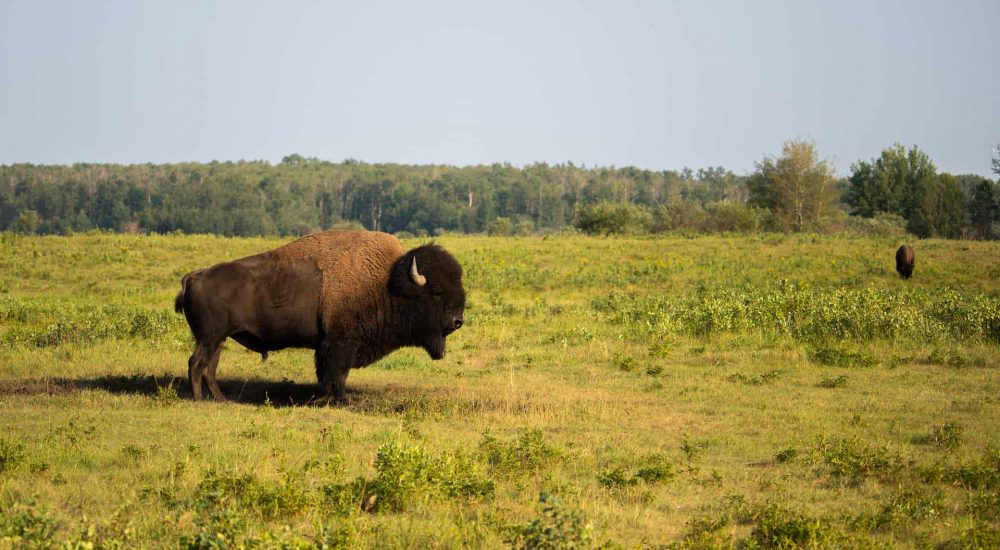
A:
[2,1,998,176]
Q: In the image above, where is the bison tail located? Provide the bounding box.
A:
[174,272,193,315]
[174,287,186,315]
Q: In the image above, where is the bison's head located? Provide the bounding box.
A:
[389,244,465,359]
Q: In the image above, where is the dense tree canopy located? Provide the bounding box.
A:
[1,147,995,239]
[0,160,748,237]
[845,144,973,238]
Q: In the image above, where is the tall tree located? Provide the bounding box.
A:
[747,140,840,232]
[846,144,937,223]
[909,174,966,238]
[968,178,998,239]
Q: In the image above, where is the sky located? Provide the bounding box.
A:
[1,0,998,177]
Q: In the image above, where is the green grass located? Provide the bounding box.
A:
[0,231,998,547]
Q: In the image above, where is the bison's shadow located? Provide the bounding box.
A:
[1,374,325,407]
[2,375,521,416]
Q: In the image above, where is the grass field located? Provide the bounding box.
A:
[1,231,998,548]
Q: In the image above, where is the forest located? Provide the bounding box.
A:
[2,143,998,239]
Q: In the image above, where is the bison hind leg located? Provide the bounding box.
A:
[188,351,204,401]
[188,343,215,401]
[203,346,226,401]
[189,341,226,402]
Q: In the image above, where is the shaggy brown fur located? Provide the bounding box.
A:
[175,230,465,403]
[896,244,915,279]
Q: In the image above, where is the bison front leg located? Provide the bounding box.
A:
[314,341,357,405]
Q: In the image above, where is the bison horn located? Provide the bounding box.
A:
[410,257,427,286]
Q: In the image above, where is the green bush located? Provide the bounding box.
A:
[811,436,903,486]
[478,429,558,477]
[911,422,964,451]
[0,500,57,548]
[841,212,910,238]
[810,344,876,368]
[506,492,593,549]
[361,440,495,513]
[574,202,653,235]
[597,454,674,488]
[704,202,770,233]
[0,437,27,474]
[750,504,837,548]
[653,199,708,232]
[487,217,514,236]
[192,469,311,519]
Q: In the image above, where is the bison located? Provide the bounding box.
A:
[174,230,465,403]
[895,244,915,279]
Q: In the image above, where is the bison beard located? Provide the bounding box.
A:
[174,231,465,404]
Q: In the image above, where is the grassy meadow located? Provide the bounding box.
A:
[0,231,998,548]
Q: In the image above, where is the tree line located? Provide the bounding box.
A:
[2,145,997,239]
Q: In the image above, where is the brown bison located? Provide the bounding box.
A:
[174,231,465,403]
[895,244,915,279]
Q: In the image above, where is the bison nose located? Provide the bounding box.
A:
[454,317,464,330]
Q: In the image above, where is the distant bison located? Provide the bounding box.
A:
[174,231,465,403]
[895,244,915,279]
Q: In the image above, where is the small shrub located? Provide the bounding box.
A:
[45,417,97,448]
[911,422,964,451]
[634,454,675,484]
[810,345,876,368]
[775,448,798,463]
[478,429,558,477]
[750,504,837,548]
[966,491,1000,521]
[727,370,780,385]
[360,441,495,513]
[818,374,849,388]
[679,515,731,548]
[432,450,496,500]
[506,492,593,549]
[0,437,27,474]
[192,469,310,519]
[597,466,637,489]
[178,508,247,549]
[120,444,146,462]
[613,353,637,372]
[941,523,1000,550]
[927,347,981,368]
[857,487,944,530]
[0,500,57,547]
[320,480,363,518]
[153,380,180,405]
[924,448,1000,490]
[811,436,903,485]
[680,435,709,468]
